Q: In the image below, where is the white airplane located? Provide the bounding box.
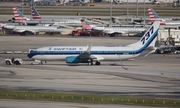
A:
[149,0,165,5]
[2,25,64,35]
[148,7,180,25]
[81,20,146,37]
[30,6,86,27]
[27,21,160,65]
[57,0,89,5]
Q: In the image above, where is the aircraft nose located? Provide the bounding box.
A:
[27,53,33,58]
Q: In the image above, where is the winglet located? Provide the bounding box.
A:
[86,44,92,53]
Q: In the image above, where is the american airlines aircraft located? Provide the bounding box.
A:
[148,7,180,25]
[81,20,146,36]
[30,6,84,27]
[27,21,160,65]
[31,6,81,22]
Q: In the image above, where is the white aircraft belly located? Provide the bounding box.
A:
[33,55,79,61]
[33,54,139,61]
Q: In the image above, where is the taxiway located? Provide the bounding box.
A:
[0,35,180,100]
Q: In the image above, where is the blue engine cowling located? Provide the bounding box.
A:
[65,56,79,63]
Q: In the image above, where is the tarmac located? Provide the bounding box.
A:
[0,35,180,107]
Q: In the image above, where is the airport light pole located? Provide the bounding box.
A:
[110,0,112,26]
[31,0,33,20]
[143,0,145,25]
[126,0,129,25]
[136,0,138,18]
[21,0,24,24]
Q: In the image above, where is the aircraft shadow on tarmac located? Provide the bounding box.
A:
[25,63,140,67]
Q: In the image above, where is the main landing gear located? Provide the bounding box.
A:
[95,61,100,65]
[88,59,101,66]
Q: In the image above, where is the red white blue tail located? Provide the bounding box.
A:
[31,6,42,20]
[12,7,29,21]
[81,20,92,31]
[148,7,165,25]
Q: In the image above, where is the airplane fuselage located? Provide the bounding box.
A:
[3,25,63,33]
[93,26,146,34]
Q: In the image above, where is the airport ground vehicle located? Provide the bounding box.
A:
[71,30,102,36]
[5,58,23,65]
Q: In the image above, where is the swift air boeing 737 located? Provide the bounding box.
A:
[27,21,160,65]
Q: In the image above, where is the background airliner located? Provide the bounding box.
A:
[81,20,146,37]
[27,21,160,65]
[148,7,180,25]
[30,6,91,27]
[3,25,64,35]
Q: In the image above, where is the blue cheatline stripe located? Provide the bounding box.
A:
[27,29,158,58]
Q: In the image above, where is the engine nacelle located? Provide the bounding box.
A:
[65,56,79,63]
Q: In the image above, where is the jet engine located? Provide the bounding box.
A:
[65,56,79,63]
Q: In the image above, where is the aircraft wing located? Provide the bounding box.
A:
[115,31,127,34]
[103,30,115,34]
[13,29,37,33]
[91,19,109,24]
[78,44,92,59]
[103,30,126,34]
[78,44,104,61]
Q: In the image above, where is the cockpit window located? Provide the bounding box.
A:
[30,50,36,53]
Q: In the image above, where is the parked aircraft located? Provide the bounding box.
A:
[34,0,44,3]
[12,7,30,22]
[149,0,165,5]
[2,25,64,35]
[57,0,89,5]
[148,7,180,25]
[27,21,160,65]
[30,6,85,27]
[81,20,146,36]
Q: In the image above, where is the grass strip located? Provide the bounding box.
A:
[0,91,179,108]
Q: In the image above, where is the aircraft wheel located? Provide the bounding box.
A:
[14,61,20,65]
[39,61,43,65]
[95,61,101,65]
[5,61,11,65]
[88,62,92,66]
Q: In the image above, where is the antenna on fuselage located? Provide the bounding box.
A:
[119,54,128,70]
